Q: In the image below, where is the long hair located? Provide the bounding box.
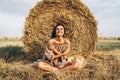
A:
[51,24,65,38]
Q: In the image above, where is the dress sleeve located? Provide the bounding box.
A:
[47,40,55,50]
[44,40,54,60]
[66,39,70,49]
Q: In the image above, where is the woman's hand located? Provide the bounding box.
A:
[53,54,64,60]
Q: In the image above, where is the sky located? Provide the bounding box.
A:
[0,0,120,37]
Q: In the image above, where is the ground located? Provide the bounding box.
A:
[0,38,120,80]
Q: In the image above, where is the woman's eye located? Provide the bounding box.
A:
[60,28,63,30]
[56,28,59,30]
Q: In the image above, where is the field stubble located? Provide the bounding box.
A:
[0,39,120,80]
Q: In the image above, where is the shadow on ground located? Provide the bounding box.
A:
[0,46,27,62]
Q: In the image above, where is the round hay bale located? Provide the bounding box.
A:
[23,0,98,60]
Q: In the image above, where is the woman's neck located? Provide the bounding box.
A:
[55,36,64,42]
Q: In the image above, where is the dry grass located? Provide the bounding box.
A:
[0,50,120,80]
[0,39,120,79]
[0,38,23,47]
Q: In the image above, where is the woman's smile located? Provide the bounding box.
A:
[56,25,64,36]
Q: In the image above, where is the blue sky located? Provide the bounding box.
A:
[0,0,120,37]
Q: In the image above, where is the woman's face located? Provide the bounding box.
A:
[55,25,64,37]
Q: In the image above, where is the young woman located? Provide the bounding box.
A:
[37,24,85,73]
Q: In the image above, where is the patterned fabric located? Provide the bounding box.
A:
[44,39,70,68]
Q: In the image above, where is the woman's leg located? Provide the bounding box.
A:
[37,61,59,72]
[60,62,79,71]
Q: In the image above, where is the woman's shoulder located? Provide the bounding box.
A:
[48,39,55,43]
[64,38,70,44]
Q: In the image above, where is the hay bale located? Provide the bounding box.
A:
[22,0,98,60]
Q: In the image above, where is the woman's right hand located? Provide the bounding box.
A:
[53,54,64,60]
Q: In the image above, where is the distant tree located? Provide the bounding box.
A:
[4,37,8,40]
[117,37,120,40]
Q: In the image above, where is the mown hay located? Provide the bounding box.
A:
[23,0,98,60]
[0,53,120,80]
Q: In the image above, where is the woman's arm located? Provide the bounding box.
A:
[62,47,70,56]
[48,39,61,55]
[53,54,64,60]
[62,39,70,56]
[63,42,70,56]
[48,39,70,60]
[53,39,71,60]
[54,47,70,60]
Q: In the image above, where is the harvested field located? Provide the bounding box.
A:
[0,50,120,80]
[0,38,23,47]
[0,39,120,80]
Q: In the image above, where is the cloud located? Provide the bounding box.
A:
[0,0,39,16]
[0,11,24,37]
[0,0,39,37]
[0,0,120,37]
[82,0,120,37]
